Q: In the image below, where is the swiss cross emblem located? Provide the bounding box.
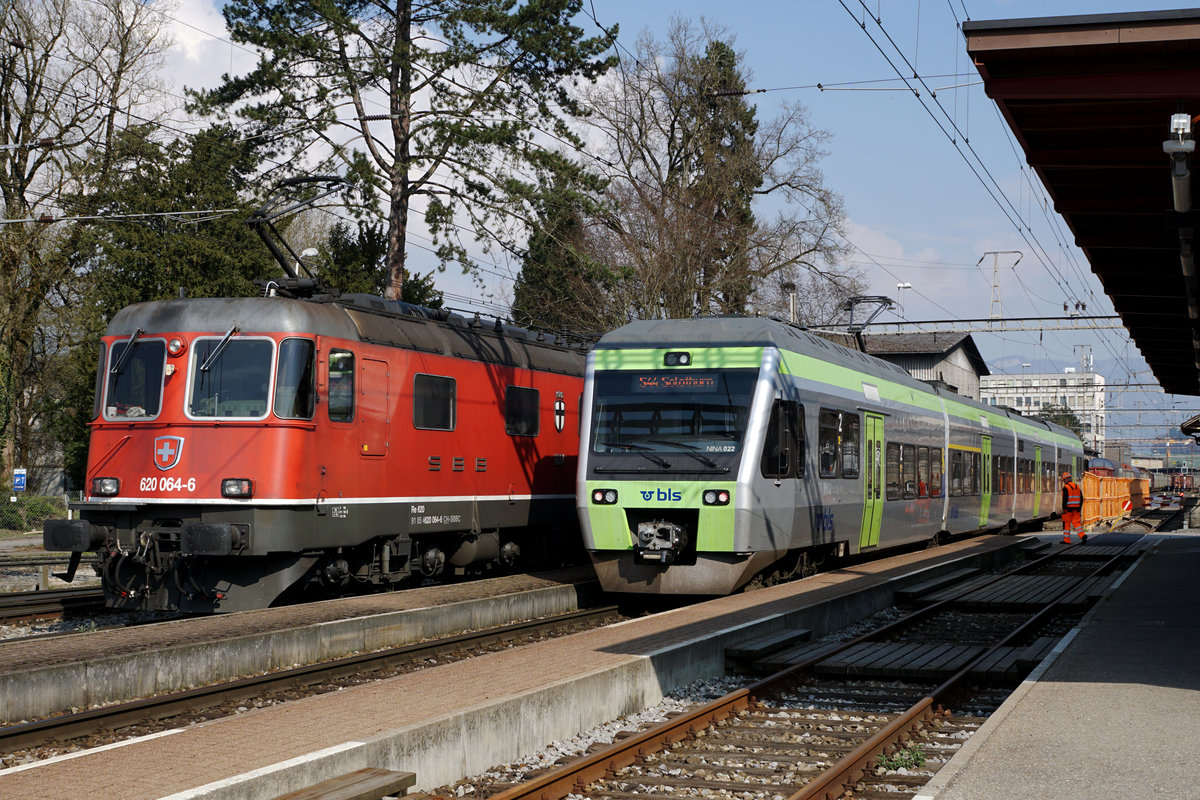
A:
[555,392,566,433]
[154,436,184,471]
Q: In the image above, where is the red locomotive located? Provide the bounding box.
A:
[43,294,586,612]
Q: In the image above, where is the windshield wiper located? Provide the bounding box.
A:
[109,329,145,375]
[200,326,241,372]
[598,439,670,468]
[644,439,719,467]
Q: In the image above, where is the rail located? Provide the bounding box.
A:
[486,535,1148,800]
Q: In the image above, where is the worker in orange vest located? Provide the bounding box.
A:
[1061,472,1085,544]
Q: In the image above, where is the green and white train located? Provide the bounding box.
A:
[577,317,1084,595]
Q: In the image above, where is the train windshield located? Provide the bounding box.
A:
[590,369,758,454]
[188,338,274,418]
[104,338,165,419]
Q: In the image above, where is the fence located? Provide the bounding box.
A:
[1081,472,1149,527]
[0,495,66,535]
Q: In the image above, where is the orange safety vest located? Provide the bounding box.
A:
[1063,481,1083,510]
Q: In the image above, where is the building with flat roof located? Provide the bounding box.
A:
[979,369,1106,452]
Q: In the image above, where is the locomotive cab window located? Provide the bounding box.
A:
[327,350,355,423]
[761,401,804,479]
[505,386,539,436]
[414,373,456,431]
[188,337,273,419]
[92,342,107,420]
[590,368,756,455]
[105,337,165,420]
[274,338,315,420]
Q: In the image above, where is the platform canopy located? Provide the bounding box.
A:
[965,9,1200,396]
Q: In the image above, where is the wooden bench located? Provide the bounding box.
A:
[272,768,417,800]
[894,567,981,604]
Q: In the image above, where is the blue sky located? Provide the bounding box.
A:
[166,1,1200,446]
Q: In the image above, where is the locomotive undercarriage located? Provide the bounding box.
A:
[45,498,577,613]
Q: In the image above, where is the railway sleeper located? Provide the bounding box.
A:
[599,774,807,794]
[644,757,822,777]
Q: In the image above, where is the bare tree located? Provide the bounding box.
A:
[576,18,850,321]
[0,0,171,480]
[755,264,870,326]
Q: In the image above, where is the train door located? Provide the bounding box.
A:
[980,435,992,527]
[859,413,884,549]
[1033,446,1043,516]
[360,358,390,457]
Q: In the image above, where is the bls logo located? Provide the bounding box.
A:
[640,488,682,502]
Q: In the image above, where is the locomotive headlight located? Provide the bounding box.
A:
[591,488,618,505]
[703,489,730,506]
[664,351,691,366]
[91,477,120,496]
[221,478,255,498]
[167,337,186,356]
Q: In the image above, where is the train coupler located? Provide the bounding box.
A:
[633,520,689,565]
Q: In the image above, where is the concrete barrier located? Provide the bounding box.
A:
[0,580,600,723]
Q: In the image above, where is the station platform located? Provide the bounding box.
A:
[921,532,1200,799]
[0,536,1017,800]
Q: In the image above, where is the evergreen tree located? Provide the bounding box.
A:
[190,0,616,299]
[317,221,443,309]
[44,124,274,488]
[1033,403,1086,439]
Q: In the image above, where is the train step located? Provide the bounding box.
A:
[894,567,982,604]
[725,627,812,662]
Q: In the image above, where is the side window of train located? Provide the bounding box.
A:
[901,445,917,499]
[917,447,930,498]
[841,414,860,478]
[760,400,803,479]
[327,349,355,423]
[885,442,900,500]
[413,373,456,431]
[930,448,943,497]
[950,451,963,496]
[971,452,981,495]
[505,386,539,436]
[275,338,316,420]
[818,409,840,478]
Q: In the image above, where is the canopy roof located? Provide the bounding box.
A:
[965,9,1200,395]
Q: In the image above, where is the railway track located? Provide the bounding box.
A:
[459,535,1147,800]
[0,605,623,758]
[0,586,106,624]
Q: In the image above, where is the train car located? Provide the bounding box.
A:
[577,317,1084,595]
[43,294,586,612]
[1172,473,1194,491]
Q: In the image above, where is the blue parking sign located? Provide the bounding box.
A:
[13,468,26,492]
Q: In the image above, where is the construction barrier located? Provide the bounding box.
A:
[1082,472,1149,527]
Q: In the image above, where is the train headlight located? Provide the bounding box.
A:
[167,337,187,356]
[221,478,255,498]
[591,488,618,505]
[91,477,120,496]
[664,351,691,366]
[702,489,730,506]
